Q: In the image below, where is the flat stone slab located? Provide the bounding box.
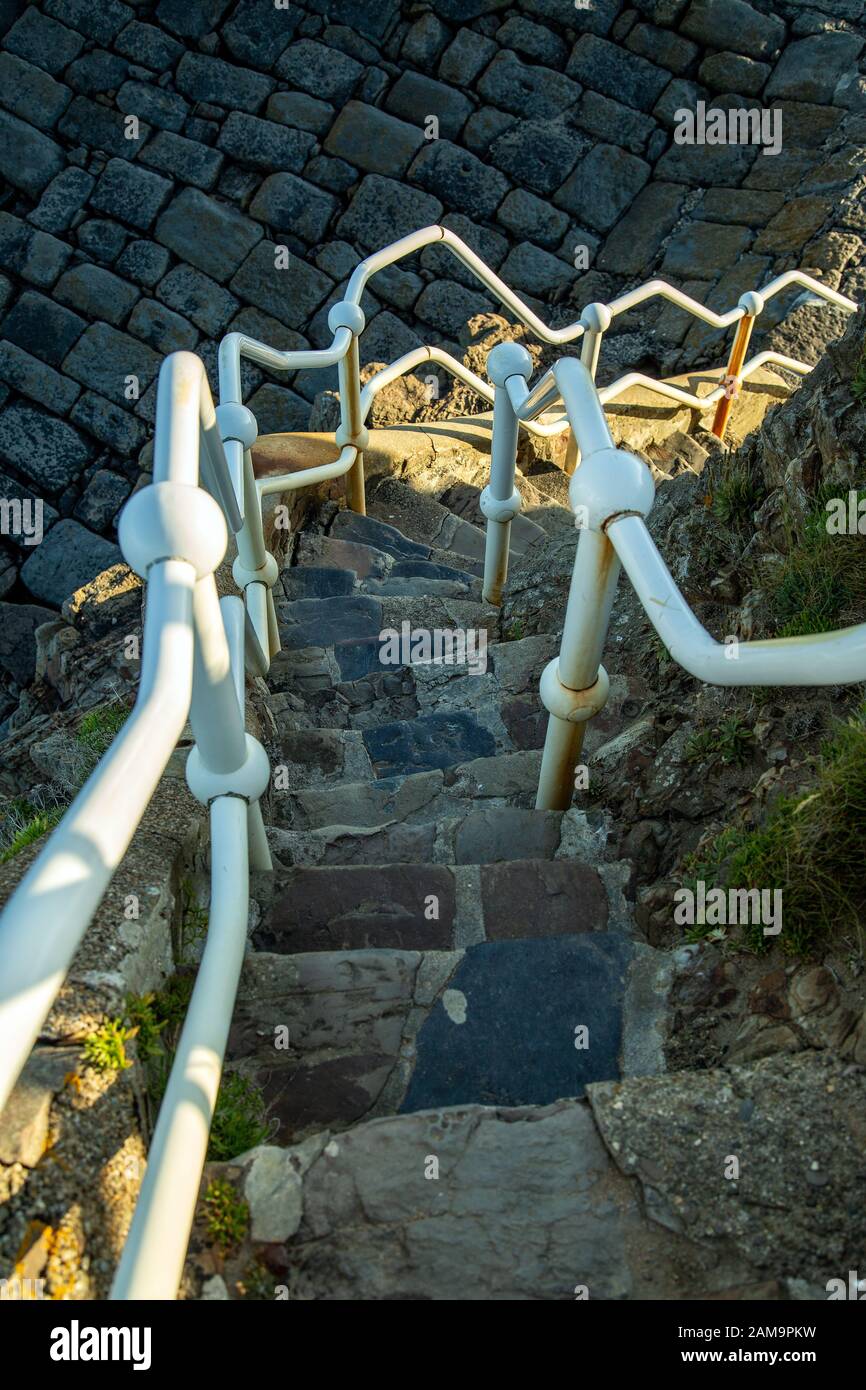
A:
[452,804,561,864]
[276,751,546,830]
[277,769,449,830]
[282,566,356,600]
[296,532,391,579]
[255,863,457,953]
[480,859,609,937]
[279,594,382,650]
[402,933,634,1112]
[0,1046,79,1166]
[364,710,498,776]
[229,948,421,1143]
[198,1098,762,1299]
[330,509,431,560]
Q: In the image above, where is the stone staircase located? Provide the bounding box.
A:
[182,462,682,1298]
[233,476,643,1133]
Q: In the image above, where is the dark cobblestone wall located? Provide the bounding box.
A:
[0,0,864,687]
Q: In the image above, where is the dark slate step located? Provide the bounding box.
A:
[277,751,544,830]
[392,558,480,585]
[255,857,608,955]
[330,509,431,561]
[228,925,629,1143]
[366,474,490,564]
[363,709,498,777]
[295,532,391,579]
[281,566,356,600]
[361,576,477,600]
[272,727,372,787]
[269,804,566,869]
[279,594,382,651]
[254,863,458,954]
[438,481,547,553]
[401,933,633,1113]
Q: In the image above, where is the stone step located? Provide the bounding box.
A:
[268,629,556,748]
[227,928,631,1146]
[272,750,544,831]
[437,481,548,552]
[365,473,490,562]
[273,592,497,689]
[267,803,566,869]
[329,509,432,561]
[294,527,486,582]
[193,1066,746,1301]
[268,707,520,790]
[254,854,608,956]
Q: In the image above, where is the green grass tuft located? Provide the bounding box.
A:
[204,1178,249,1254]
[0,804,64,863]
[684,716,754,768]
[75,702,129,758]
[208,1072,271,1163]
[766,491,866,638]
[711,457,767,529]
[681,704,866,956]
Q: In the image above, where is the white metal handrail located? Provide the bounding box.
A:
[506,356,866,809]
[0,226,859,1299]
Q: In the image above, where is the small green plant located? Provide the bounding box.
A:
[710,458,767,529]
[684,729,716,764]
[75,703,129,758]
[124,993,166,1062]
[680,704,866,956]
[647,628,672,672]
[179,878,209,963]
[765,491,866,638]
[238,1260,278,1300]
[717,715,755,767]
[204,1178,249,1254]
[83,1017,136,1072]
[0,804,64,863]
[503,618,525,641]
[126,973,196,1112]
[685,717,754,768]
[208,1072,271,1162]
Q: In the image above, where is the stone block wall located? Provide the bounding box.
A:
[0,0,864,712]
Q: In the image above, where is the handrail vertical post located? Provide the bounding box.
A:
[481,343,533,605]
[712,291,763,440]
[330,302,368,515]
[535,528,620,809]
[536,357,655,811]
[566,303,612,477]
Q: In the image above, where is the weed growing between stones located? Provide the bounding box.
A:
[82,1017,136,1073]
[0,798,64,862]
[204,1179,248,1256]
[208,1074,271,1163]
[75,701,129,760]
[126,976,271,1160]
[709,455,768,530]
[237,1261,278,1301]
[681,704,866,956]
[764,492,866,638]
[685,716,755,768]
[178,877,209,965]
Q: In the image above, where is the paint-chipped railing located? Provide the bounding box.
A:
[0,225,857,1300]
[218,222,857,611]
[507,356,866,810]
